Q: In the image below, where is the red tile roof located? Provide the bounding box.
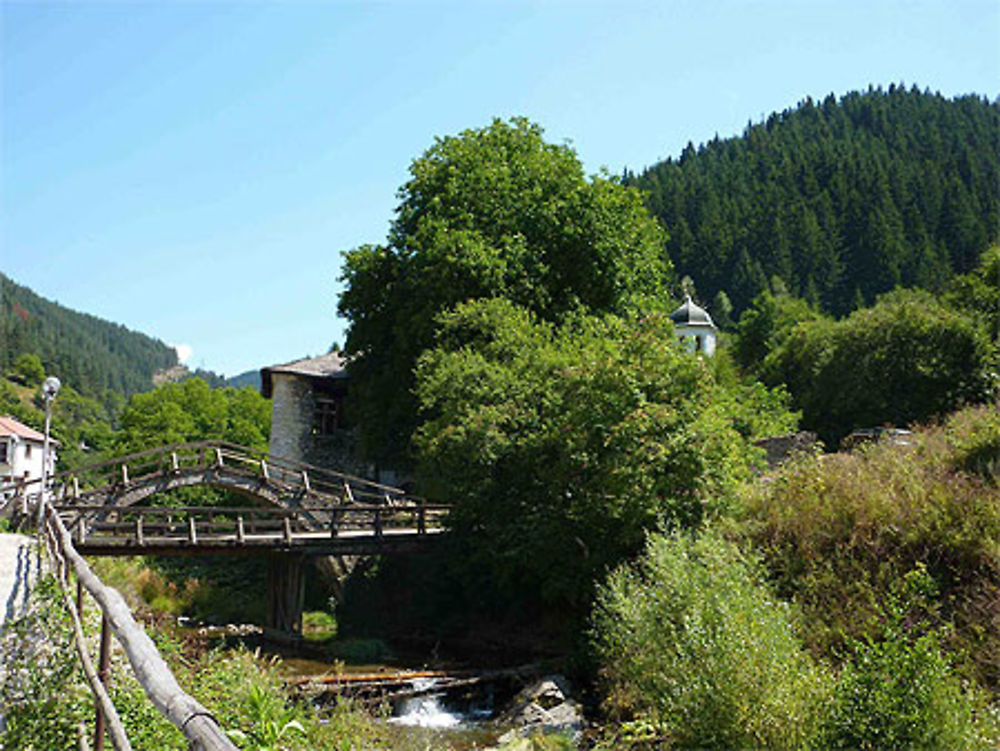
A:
[0,416,46,442]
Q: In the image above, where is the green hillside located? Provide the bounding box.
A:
[629,85,1000,316]
[0,272,178,398]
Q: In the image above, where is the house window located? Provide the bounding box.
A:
[313,395,341,436]
[25,444,32,460]
[0,441,7,464]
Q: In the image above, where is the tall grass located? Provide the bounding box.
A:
[737,403,1000,691]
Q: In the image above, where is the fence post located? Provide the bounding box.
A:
[93,615,113,751]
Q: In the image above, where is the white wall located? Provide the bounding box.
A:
[675,324,717,356]
[0,437,55,485]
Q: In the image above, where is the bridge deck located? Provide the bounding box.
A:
[74,526,446,556]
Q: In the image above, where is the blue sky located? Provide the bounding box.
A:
[2,0,998,378]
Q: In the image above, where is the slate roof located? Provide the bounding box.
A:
[670,295,717,329]
[260,352,348,398]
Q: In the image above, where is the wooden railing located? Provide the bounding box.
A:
[38,503,238,751]
[0,442,453,750]
[55,500,450,552]
[40,440,413,507]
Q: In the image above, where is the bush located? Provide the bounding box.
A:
[12,353,45,385]
[818,568,1000,750]
[0,576,90,749]
[592,528,830,750]
[737,405,1000,691]
[948,402,1000,483]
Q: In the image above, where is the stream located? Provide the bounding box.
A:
[185,627,516,749]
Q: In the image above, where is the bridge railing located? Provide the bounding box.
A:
[1,440,423,511]
[54,501,451,549]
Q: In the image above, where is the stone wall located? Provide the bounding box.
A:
[267,373,367,475]
[268,373,311,463]
[754,431,818,469]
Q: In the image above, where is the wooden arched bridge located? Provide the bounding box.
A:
[6,440,449,556]
[2,441,450,633]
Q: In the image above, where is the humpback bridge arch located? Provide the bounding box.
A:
[40,440,449,556]
[3,441,449,633]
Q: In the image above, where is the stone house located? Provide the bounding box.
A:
[259,352,366,475]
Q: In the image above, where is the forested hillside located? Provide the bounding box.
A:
[0,272,177,398]
[629,86,1000,315]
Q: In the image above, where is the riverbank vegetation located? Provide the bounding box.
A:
[590,405,1000,749]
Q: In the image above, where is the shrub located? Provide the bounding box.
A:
[592,528,830,750]
[947,402,1000,483]
[0,576,90,749]
[738,405,1000,688]
[818,568,1000,750]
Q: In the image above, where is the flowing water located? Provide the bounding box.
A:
[176,626,513,748]
[384,676,502,749]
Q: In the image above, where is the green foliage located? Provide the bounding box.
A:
[116,377,271,454]
[817,567,1000,750]
[226,684,307,750]
[0,576,91,750]
[733,288,826,374]
[11,352,45,385]
[946,245,1000,344]
[592,528,830,750]
[762,288,995,443]
[630,87,1000,316]
[737,405,1000,691]
[339,117,672,466]
[0,272,178,399]
[415,299,786,609]
[947,401,1000,483]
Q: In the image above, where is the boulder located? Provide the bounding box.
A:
[495,674,584,746]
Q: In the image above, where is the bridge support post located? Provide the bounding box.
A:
[266,554,305,637]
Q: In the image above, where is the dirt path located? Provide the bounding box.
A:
[0,533,39,630]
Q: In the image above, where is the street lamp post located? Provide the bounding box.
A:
[36,376,60,529]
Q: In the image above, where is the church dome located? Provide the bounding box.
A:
[670,295,716,328]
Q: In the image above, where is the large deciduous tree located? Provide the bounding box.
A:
[413,299,790,608]
[338,118,672,467]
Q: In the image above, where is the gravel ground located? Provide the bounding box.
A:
[0,533,39,630]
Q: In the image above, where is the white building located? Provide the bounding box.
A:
[0,415,57,490]
[670,295,718,356]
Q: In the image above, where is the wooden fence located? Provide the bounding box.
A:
[39,503,239,751]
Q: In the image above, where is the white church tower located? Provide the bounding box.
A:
[670,295,718,356]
